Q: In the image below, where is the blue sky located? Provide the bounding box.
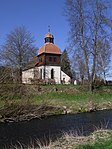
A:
[0,0,69,51]
[0,0,112,80]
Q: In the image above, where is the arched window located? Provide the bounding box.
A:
[51,69,54,79]
[40,69,42,79]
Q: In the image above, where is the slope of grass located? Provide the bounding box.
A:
[0,84,112,116]
[77,139,112,149]
[52,129,112,149]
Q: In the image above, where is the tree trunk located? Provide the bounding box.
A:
[19,67,22,84]
[89,80,94,92]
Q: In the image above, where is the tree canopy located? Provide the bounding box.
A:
[65,0,112,90]
[0,26,37,83]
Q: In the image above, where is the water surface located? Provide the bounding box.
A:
[0,109,112,148]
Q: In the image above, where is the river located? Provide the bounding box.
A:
[0,109,112,148]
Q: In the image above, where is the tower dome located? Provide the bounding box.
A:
[38,32,61,55]
[44,32,54,39]
[44,32,54,44]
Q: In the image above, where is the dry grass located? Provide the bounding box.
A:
[0,100,64,122]
[7,129,112,149]
[0,84,112,115]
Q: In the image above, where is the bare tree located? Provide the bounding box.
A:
[74,54,86,85]
[0,66,13,83]
[0,26,37,83]
[65,0,112,91]
[96,39,111,82]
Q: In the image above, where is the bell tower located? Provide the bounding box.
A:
[44,26,54,43]
[37,31,61,83]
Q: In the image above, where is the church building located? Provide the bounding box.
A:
[22,32,71,84]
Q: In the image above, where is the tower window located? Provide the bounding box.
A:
[45,37,50,43]
[49,57,52,61]
[45,37,54,43]
[54,57,56,62]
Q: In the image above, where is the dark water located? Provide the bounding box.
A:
[0,109,112,148]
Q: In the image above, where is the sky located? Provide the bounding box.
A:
[0,0,112,80]
[0,0,69,51]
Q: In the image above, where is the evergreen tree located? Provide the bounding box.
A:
[61,49,72,78]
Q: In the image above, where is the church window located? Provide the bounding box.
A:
[49,57,52,61]
[54,57,56,62]
[40,69,42,79]
[51,69,54,79]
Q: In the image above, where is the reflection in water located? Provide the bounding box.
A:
[0,109,112,148]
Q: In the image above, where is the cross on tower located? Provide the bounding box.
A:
[48,25,50,32]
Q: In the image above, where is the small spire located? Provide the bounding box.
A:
[48,25,50,32]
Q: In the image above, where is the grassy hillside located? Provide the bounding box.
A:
[0,83,112,104]
[0,84,112,148]
[0,84,112,121]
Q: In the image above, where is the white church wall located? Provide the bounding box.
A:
[22,68,34,84]
[61,71,71,84]
[38,66,61,84]
[38,66,45,79]
[46,66,61,84]
[22,66,71,84]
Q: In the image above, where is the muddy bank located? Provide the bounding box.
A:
[0,100,112,123]
[0,101,64,122]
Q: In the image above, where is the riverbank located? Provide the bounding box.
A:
[0,101,64,122]
[42,129,112,149]
[0,84,112,122]
[0,99,112,123]
[0,84,112,148]
[8,129,112,149]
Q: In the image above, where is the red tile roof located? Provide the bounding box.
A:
[38,43,61,55]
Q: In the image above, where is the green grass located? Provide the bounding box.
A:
[34,92,90,101]
[28,90,112,113]
[0,84,112,113]
[77,139,112,149]
[32,91,112,106]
